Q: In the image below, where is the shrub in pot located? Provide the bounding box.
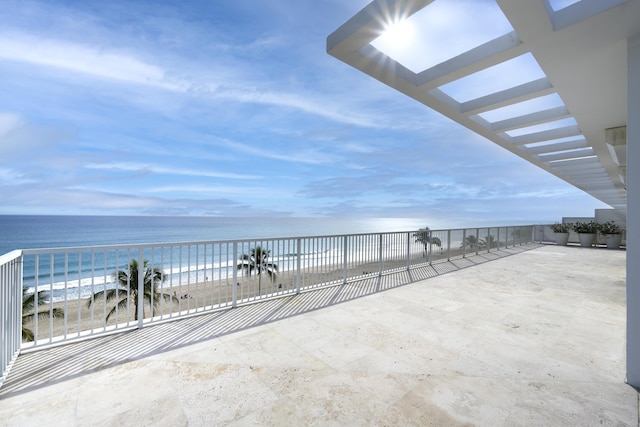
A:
[550,223,571,246]
[598,221,623,249]
[572,221,597,247]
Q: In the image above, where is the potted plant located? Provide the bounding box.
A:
[550,223,571,246]
[572,221,597,247]
[597,221,623,249]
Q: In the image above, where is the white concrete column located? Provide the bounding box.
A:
[627,32,640,388]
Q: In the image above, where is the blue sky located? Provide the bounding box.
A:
[0,0,608,226]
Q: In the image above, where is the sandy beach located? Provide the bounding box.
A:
[22,247,476,344]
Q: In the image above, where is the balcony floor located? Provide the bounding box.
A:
[0,245,637,426]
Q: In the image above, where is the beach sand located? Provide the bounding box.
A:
[23,247,476,344]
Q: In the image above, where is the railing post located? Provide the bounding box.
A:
[378,234,383,276]
[232,242,238,308]
[296,238,301,294]
[406,232,411,270]
[485,228,489,253]
[476,228,480,255]
[428,230,433,265]
[506,226,510,248]
[11,255,20,380]
[137,247,144,329]
[487,227,496,252]
[33,256,39,345]
[0,252,23,389]
[343,236,348,284]
[517,227,521,245]
[447,230,451,261]
[519,227,523,245]
[497,227,501,251]
[462,229,467,258]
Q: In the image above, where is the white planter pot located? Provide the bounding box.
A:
[605,234,622,249]
[554,232,569,246]
[578,233,595,247]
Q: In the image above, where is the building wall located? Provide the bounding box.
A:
[625,31,640,388]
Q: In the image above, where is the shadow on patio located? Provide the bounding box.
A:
[1,244,636,426]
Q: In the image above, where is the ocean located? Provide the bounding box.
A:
[0,215,427,255]
[1,215,428,301]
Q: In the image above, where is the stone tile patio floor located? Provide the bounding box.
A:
[0,244,637,426]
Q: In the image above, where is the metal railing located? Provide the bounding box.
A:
[0,225,534,386]
[1,251,22,389]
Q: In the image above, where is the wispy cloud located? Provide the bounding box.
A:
[0,112,70,162]
[0,167,35,185]
[213,138,338,165]
[144,184,293,199]
[84,162,260,180]
[0,112,22,135]
[0,0,607,221]
[0,33,186,91]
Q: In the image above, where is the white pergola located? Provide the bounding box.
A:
[327,0,640,387]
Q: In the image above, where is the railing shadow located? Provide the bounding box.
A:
[0,244,540,398]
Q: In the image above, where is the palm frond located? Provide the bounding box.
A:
[33,308,64,322]
[22,327,34,342]
[106,297,132,322]
[21,289,65,342]
[86,287,126,308]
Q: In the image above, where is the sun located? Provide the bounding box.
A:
[377,18,416,50]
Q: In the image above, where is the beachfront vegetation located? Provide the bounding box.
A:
[461,235,479,250]
[87,259,178,321]
[237,246,278,293]
[22,287,64,341]
[480,234,498,249]
[413,227,442,257]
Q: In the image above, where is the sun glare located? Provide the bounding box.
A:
[377,18,415,50]
[370,0,514,73]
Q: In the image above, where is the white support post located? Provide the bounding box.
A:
[626,32,640,388]
[343,236,348,284]
[232,242,238,308]
[406,232,411,270]
[476,228,480,255]
[137,247,144,329]
[296,239,301,294]
[506,227,509,249]
[378,234,383,276]
[462,229,467,258]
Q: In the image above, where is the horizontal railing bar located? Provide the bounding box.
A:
[0,250,22,264]
[18,225,536,255]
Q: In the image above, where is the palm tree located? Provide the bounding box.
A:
[480,234,498,249]
[461,234,479,251]
[413,227,442,258]
[237,246,278,293]
[22,287,64,342]
[511,227,527,244]
[87,259,177,321]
